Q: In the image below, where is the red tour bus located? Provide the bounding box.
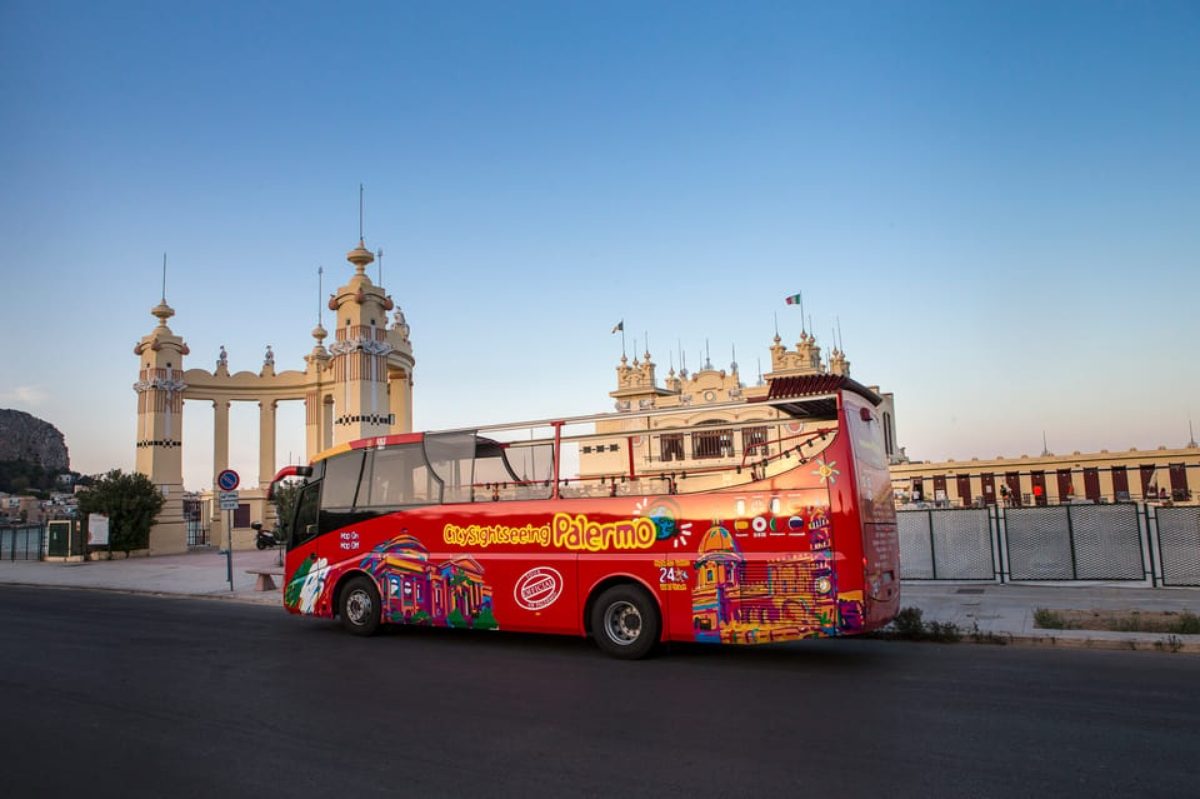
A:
[272,375,899,658]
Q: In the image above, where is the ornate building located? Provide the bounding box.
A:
[132,239,415,553]
[580,330,901,491]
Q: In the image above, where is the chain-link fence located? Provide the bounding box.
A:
[896,503,1197,585]
[1155,506,1200,587]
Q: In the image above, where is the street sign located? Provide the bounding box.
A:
[217,469,240,491]
[218,490,240,511]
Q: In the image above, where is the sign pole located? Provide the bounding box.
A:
[226,508,234,591]
[215,469,241,593]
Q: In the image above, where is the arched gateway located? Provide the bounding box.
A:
[132,239,415,553]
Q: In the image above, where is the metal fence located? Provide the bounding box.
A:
[0,525,44,561]
[1155,506,1200,587]
[898,508,995,580]
[899,503,1194,586]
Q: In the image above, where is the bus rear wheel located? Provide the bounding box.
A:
[339,576,381,636]
[590,585,660,660]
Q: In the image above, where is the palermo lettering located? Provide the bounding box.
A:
[552,513,656,552]
[442,514,656,552]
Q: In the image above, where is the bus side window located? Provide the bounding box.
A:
[360,444,442,508]
[320,451,366,534]
[322,452,365,509]
[291,480,320,548]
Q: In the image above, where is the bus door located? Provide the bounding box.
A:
[843,393,900,627]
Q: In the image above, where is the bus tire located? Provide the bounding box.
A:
[590,584,660,660]
[339,575,381,637]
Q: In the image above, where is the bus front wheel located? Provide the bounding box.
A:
[339,576,381,636]
[590,585,660,660]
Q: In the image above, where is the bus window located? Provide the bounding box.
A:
[291,480,320,548]
[321,451,365,510]
[425,432,476,504]
[360,444,442,507]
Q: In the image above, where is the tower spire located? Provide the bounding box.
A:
[161,252,167,302]
[359,183,365,243]
[317,266,323,323]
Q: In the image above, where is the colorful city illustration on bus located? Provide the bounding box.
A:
[284,494,867,644]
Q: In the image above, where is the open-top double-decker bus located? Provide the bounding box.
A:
[272,375,899,658]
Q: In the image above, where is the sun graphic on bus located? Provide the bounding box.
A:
[812,460,840,485]
[633,497,693,549]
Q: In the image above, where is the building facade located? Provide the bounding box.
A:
[890,446,1199,507]
[579,331,900,491]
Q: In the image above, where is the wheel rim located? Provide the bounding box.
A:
[602,600,642,646]
[345,588,373,626]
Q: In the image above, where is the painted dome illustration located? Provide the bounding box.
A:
[697,524,742,562]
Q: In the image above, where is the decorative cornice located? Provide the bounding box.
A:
[133,375,188,394]
[329,336,394,357]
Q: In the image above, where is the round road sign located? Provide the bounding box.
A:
[217,469,240,491]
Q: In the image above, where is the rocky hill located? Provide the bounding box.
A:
[0,409,70,471]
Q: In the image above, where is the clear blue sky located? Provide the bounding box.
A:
[2,1,1197,489]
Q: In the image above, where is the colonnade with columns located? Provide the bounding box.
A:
[133,239,415,554]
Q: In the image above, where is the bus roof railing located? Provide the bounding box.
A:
[424,392,845,439]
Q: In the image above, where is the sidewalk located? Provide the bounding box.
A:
[900,582,1200,652]
[2,552,1198,651]
[0,548,284,606]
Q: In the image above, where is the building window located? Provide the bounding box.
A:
[743,426,769,457]
[659,434,684,462]
[692,424,733,459]
[1169,463,1190,501]
[883,412,894,457]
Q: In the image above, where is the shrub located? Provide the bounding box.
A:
[1033,608,1066,630]
[892,607,927,638]
[76,469,165,553]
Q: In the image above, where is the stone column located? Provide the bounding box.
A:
[259,399,276,487]
[212,399,230,549]
[213,399,230,478]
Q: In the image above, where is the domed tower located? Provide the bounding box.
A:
[326,239,415,445]
[132,293,189,554]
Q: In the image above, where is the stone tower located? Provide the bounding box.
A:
[327,239,415,445]
[132,296,189,554]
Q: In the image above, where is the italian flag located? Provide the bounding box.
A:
[785,293,802,305]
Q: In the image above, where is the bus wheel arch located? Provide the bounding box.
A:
[584,577,663,659]
[333,571,382,636]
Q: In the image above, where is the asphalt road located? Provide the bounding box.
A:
[1,587,1196,798]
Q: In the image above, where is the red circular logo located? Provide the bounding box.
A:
[513,567,563,611]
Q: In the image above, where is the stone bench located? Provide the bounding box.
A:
[246,569,284,591]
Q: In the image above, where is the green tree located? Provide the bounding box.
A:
[76,470,165,553]
[270,480,304,539]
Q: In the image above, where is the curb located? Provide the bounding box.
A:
[0,581,283,608]
[872,630,1200,654]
